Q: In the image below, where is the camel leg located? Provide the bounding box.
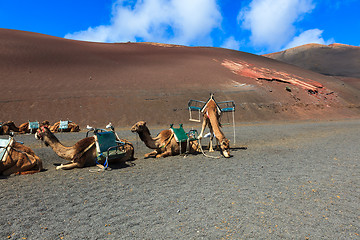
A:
[2,154,38,176]
[144,150,158,158]
[198,117,208,139]
[156,149,172,158]
[2,165,22,176]
[56,161,84,170]
[209,126,215,152]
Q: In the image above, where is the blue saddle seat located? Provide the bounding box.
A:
[0,137,13,162]
[59,121,69,130]
[28,121,39,130]
[95,131,125,163]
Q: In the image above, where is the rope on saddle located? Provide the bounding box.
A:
[160,132,174,149]
[85,141,110,173]
[83,142,96,155]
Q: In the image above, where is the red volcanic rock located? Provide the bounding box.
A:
[0,29,359,128]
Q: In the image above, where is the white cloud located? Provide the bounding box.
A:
[284,29,334,49]
[65,0,222,46]
[238,0,315,51]
[221,36,241,50]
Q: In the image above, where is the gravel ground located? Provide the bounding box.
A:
[1,120,359,239]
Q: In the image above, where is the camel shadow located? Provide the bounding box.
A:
[200,145,247,151]
[230,146,248,152]
[106,161,135,170]
[0,168,48,179]
[53,160,136,170]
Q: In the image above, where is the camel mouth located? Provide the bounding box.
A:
[34,132,41,140]
[222,150,231,158]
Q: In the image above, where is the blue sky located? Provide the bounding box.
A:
[0,0,359,54]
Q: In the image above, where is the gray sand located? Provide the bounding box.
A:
[1,120,359,239]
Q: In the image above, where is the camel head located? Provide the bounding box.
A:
[35,126,51,146]
[131,121,149,134]
[41,120,51,128]
[220,138,231,158]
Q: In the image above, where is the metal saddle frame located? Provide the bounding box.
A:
[188,94,236,145]
[58,120,73,132]
[28,121,39,134]
[0,136,14,163]
[0,132,23,163]
[170,124,199,154]
[86,124,126,170]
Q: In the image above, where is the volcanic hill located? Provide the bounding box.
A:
[264,43,360,90]
[0,29,359,128]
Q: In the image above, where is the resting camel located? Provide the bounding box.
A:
[131,121,199,158]
[198,98,231,158]
[50,121,80,132]
[35,126,134,170]
[0,135,43,175]
[19,120,49,134]
[0,121,20,135]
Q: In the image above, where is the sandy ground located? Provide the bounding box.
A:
[1,119,359,239]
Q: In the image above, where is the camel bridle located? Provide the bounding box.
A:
[35,126,47,140]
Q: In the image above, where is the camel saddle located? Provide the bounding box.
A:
[0,137,14,162]
[94,131,126,162]
[170,124,198,143]
[59,120,70,130]
[28,121,39,130]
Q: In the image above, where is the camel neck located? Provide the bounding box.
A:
[206,107,226,141]
[6,122,19,132]
[43,132,75,160]
[138,128,158,149]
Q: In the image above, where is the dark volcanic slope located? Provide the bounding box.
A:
[264,43,360,78]
[0,29,359,128]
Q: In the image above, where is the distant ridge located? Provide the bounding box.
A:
[263,43,360,78]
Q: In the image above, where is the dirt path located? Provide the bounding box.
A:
[1,120,359,239]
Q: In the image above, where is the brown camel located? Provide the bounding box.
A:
[198,98,231,158]
[35,126,134,170]
[0,135,43,175]
[17,120,50,134]
[50,121,80,132]
[0,121,20,135]
[131,121,199,158]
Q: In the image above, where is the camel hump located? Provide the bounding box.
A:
[74,137,96,152]
[170,124,188,142]
[201,97,222,114]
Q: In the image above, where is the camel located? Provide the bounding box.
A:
[198,97,231,158]
[0,121,20,135]
[17,120,50,134]
[0,134,43,175]
[35,126,134,170]
[50,121,80,132]
[131,121,199,158]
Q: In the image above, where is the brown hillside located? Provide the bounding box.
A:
[264,43,360,78]
[0,29,359,128]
